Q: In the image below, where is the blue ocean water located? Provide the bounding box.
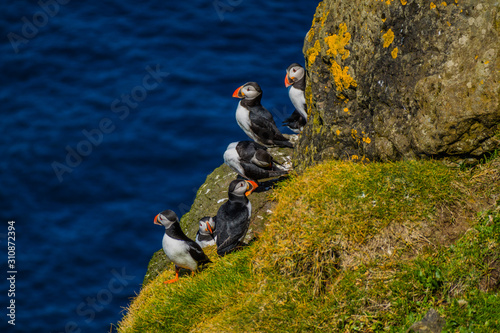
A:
[0,1,316,331]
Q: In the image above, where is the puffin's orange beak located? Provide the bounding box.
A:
[245,180,258,196]
[232,86,244,98]
[154,214,161,225]
[206,222,213,234]
[285,74,292,87]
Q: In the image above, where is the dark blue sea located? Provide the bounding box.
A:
[0,1,316,331]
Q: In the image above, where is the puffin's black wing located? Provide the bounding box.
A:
[215,201,251,256]
[248,110,292,147]
[187,240,211,265]
[239,161,272,180]
[250,104,275,122]
[237,141,270,163]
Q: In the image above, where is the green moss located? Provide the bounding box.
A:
[118,247,252,332]
[142,249,170,286]
[253,160,464,290]
[118,156,500,332]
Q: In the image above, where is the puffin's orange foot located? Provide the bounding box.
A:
[163,267,180,284]
[163,276,179,284]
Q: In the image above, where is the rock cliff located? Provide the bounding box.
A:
[296,0,500,168]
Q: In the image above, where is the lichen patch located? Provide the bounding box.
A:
[324,23,351,60]
[382,29,395,48]
[306,40,321,65]
[391,47,398,59]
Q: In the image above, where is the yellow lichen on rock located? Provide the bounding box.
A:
[307,40,321,64]
[324,23,351,60]
[306,28,315,43]
[382,29,395,48]
[401,0,407,5]
[320,10,330,29]
[330,62,357,91]
[305,85,313,111]
[323,23,357,92]
[430,2,437,9]
[391,47,398,59]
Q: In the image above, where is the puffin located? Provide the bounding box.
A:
[215,179,258,256]
[233,82,293,148]
[283,110,307,134]
[154,210,211,284]
[223,141,288,181]
[284,63,307,133]
[195,216,217,248]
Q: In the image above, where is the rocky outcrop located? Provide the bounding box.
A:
[407,308,445,333]
[296,0,500,168]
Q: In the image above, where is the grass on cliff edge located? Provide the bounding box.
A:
[117,158,500,332]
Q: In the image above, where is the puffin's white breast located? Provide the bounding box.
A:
[289,86,307,120]
[235,103,260,142]
[162,234,198,271]
[223,145,245,177]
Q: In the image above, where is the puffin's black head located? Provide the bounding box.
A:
[232,82,262,100]
[154,209,179,228]
[198,216,216,235]
[228,179,258,197]
[285,63,305,87]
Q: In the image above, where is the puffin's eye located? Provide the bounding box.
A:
[293,68,297,73]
